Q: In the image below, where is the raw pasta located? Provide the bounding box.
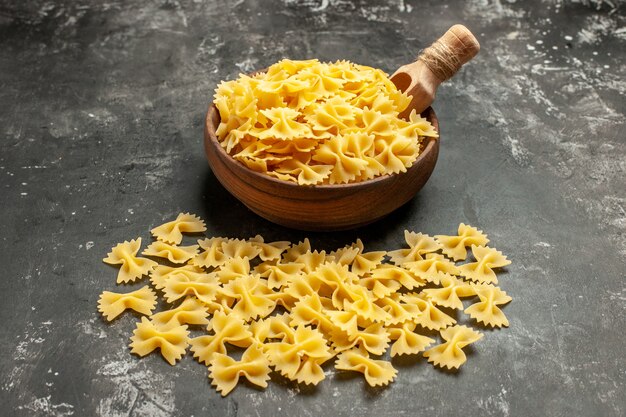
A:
[129,317,189,365]
[103,238,158,284]
[151,213,206,245]
[435,223,489,261]
[209,343,271,396]
[213,59,438,185]
[98,218,514,395]
[423,325,483,370]
[98,285,157,321]
[458,245,511,284]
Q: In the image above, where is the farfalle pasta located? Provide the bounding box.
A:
[103,238,158,284]
[209,343,271,396]
[98,285,157,321]
[213,59,438,185]
[151,213,206,245]
[98,218,515,395]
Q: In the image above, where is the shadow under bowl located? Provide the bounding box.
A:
[204,105,439,231]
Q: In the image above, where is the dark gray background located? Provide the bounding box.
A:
[0,0,624,416]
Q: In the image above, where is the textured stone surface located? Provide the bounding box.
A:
[0,0,624,416]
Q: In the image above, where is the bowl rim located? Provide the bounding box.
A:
[204,100,439,190]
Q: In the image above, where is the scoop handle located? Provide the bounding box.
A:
[390,24,480,117]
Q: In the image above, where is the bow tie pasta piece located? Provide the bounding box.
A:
[401,292,457,330]
[388,231,440,265]
[162,270,219,305]
[330,322,390,356]
[290,294,338,334]
[221,238,261,261]
[359,273,402,299]
[422,275,476,310]
[329,244,361,266]
[275,159,333,186]
[129,317,189,365]
[209,343,271,396]
[249,313,296,344]
[190,311,254,365]
[103,238,158,284]
[192,237,231,268]
[402,253,461,285]
[248,235,291,261]
[458,245,511,285]
[464,285,512,328]
[351,243,386,276]
[312,135,371,184]
[265,287,298,312]
[293,250,331,274]
[282,238,311,262]
[387,321,435,357]
[258,107,312,140]
[423,325,483,370]
[151,297,210,329]
[374,295,417,325]
[335,347,397,387]
[217,257,252,283]
[342,285,391,323]
[150,264,208,290]
[255,260,305,290]
[265,326,333,380]
[369,264,426,291]
[290,356,331,386]
[142,241,199,264]
[220,275,276,321]
[98,285,157,321]
[150,213,206,245]
[435,223,490,261]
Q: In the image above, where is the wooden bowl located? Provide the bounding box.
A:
[203,105,439,231]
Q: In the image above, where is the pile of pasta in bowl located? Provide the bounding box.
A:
[98,213,513,396]
[213,59,438,185]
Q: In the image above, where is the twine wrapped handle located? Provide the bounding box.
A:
[391,24,480,118]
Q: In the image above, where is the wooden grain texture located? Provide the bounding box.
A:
[204,105,439,231]
[391,24,480,117]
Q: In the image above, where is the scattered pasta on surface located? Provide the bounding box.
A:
[98,216,514,395]
[213,59,439,185]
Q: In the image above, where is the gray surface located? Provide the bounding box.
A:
[0,0,625,416]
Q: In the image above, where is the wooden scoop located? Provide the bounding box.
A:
[391,24,480,118]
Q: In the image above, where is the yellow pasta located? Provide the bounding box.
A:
[162,270,219,305]
[423,325,483,370]
[435,223,490,261]
[335,347,397,387]
[464,285,512,328]
[129,317,189,365]
[458,245,511,284]
[98,214,515,395]
[151,213,206,245]
[290,294,336,334]
[151,297,210,329]
[192,237,230,268]
[213,59,438,185]
[220,275,275,321]
[142,241,199,264]
[103,238,158,284]
[388,322,435,357]
[331,322,390,355]
[265,326,333,381]
[190,311,253,365]
[388,231,440,265]
[402,253,460,285]
[98,285,157,321]
[150,264,208,290]
[209,343,271,396]
[422,275,476,310]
